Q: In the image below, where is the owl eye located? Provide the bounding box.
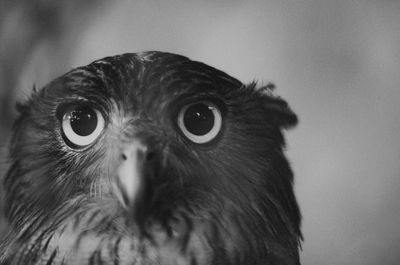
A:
[61,105,104,148]
[177,100,222,144]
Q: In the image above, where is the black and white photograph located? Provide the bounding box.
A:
[0,1,399,264]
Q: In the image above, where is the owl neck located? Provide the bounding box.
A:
[2,197,299,265]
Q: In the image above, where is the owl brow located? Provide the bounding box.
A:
[56,92,113,115]
[174,82,237,99]
[59,95,90,102]
[177,90,223,100]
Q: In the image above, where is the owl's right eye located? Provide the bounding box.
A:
[60,105,104,148]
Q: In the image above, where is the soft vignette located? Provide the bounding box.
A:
[1,1,400,265]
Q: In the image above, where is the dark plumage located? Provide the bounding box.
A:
[0,51,301,265]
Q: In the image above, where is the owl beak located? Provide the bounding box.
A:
[113,140,154,225]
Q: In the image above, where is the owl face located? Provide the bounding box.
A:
[3,52,301,264]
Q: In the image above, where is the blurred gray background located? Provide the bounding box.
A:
[1,0,399,264]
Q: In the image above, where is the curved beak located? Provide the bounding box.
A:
[113,140,153,225]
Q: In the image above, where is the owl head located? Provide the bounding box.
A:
[3,52,301,264]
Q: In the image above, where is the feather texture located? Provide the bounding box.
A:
[0,51,301,265]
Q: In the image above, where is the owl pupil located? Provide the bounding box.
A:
[70,106,97,136]
[184,103,214,135]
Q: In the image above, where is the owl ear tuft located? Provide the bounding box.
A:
[265,96,298,129]
[264,82,276,91]
[15,101,29,114]
[15,85,40,114]
[32,84,38,93]
[251,82,298,129]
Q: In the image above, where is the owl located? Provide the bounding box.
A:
[0,52,301,265]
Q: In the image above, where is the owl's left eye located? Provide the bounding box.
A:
[177,100,222,144]
[61,105,104,148]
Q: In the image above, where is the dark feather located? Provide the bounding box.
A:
[1,51,301,265]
